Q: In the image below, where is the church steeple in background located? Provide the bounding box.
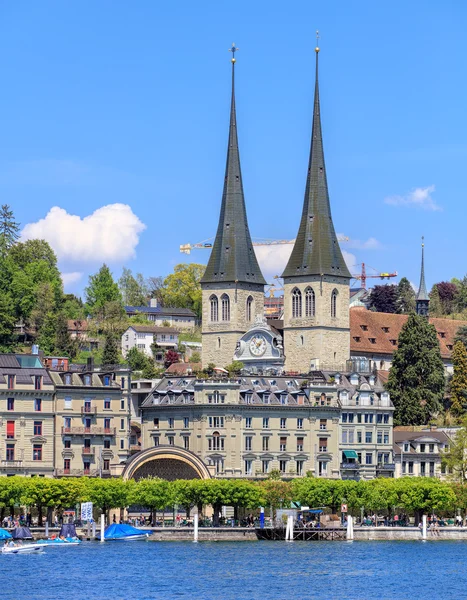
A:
[282,35,350,279]
[200,44,266,287]
[416,237,430,317]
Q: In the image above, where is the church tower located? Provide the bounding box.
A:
[281,39,351,373]
[416,237,429,317]
[200,46,266,368]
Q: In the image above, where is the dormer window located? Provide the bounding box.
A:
[368,338,376,344]
[404,443,410,452]
[390,339,397,346]
[263,393,270,404]
[350,374,359,386]
[281,395,288,405]
[439,332,446,338]
[360,325,368,331]
[84,375,91,386]
[381,327,390,333]
[7,375,15,390]
[64,374,72,385]
[103,375,111,387]
[353,336,361,342]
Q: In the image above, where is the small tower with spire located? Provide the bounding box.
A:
[200,45,266,367]
[416,237,429,317]
[281,35,351,372]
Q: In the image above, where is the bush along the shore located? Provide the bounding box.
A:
[1,476,466,524]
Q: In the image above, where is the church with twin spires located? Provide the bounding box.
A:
[200,43,351,374]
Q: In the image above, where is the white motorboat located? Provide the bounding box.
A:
[2,543,43,555]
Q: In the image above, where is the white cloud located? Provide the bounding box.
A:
[61,272,83,287]
[384,185,441,211]
[254,244,357,283]
[21,203,146,263]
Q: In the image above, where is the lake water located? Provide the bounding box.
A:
[1,539,466,599]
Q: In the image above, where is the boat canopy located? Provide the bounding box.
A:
[12,526,33,539]
[103,524,147,540]
[60,523,77,538]
[343,450,358,459]
[0,528,12,540]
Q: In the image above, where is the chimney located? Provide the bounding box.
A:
[87,357,94,371]
[149,298,158,308]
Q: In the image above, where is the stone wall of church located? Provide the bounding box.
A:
[201,283,264,368]
[282,275,350,372]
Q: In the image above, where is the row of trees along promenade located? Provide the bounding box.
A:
[2,475,467,526]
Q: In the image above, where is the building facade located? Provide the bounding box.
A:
[0,354,55,477]
[125,300,196,330]
[50,365,131,477]
[338,372,394,480]
[121,325,180,360]
[141,375,341,479]
[393,430,450,479]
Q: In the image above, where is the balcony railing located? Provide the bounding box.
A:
[80,406,97,415]
[1,460,23,468]
[81,447,95,455]
[376,463,396,471]
[61,427,116,436]
[341,462,360,470]
[55,468,99,477]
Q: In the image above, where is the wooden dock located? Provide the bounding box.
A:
[255,527,346,541]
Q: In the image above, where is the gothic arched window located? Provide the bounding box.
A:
[292,288,302,318]
[246,296,253,321]
[305,287,315,317]
[331,289,338,318]
[221,294,230,321]
[210,295,218,322]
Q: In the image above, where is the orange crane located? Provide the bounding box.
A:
[180,236,349,255]
[351,263,398,289]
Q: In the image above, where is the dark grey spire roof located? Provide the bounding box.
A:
[282,49,351,279]
[200,57,266,286]
[417,238,429,301]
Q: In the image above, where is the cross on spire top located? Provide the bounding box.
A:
[230,43,239,63]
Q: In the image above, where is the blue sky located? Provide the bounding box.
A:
[1,0,466,297]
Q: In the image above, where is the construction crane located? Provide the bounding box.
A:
[351,263,398,289]
[180,236,349,255]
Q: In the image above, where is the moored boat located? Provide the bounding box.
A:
[2,543,43,554]
[98,524,149,541]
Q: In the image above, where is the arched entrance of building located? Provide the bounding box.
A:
[122,445,211,481]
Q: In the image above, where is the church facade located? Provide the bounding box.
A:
[137,45,395,482]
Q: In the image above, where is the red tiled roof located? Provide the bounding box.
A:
[165,362,202,374]
[350,307,466,359]
[67,319,89,331]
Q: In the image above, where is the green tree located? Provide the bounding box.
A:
[386,314,445,425]
[259,479,293,520]
[82,478,133,520]
[0,292,16,352]
[55,311,78,358]
[85,265,122,316]
[443,416,467,482]
[62,294,86,319]
[190,351,201,363]
[118,268,149,306]
[396,277,416,314]
[0,476,23,520]
[454,325,467,348]
[102,332,120,366]
[0,204,20,253]
[161,263,205,319]
[429,285,443,316]
[131,478,173,525]
[225,361,244,376]
[450,341,467,416]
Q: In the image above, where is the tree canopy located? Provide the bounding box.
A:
[85,265,122,316]
[386,314,445,425]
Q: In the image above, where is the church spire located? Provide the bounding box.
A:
[201,45,266,286]
[282,35,350,279]
[416,237,429,316]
